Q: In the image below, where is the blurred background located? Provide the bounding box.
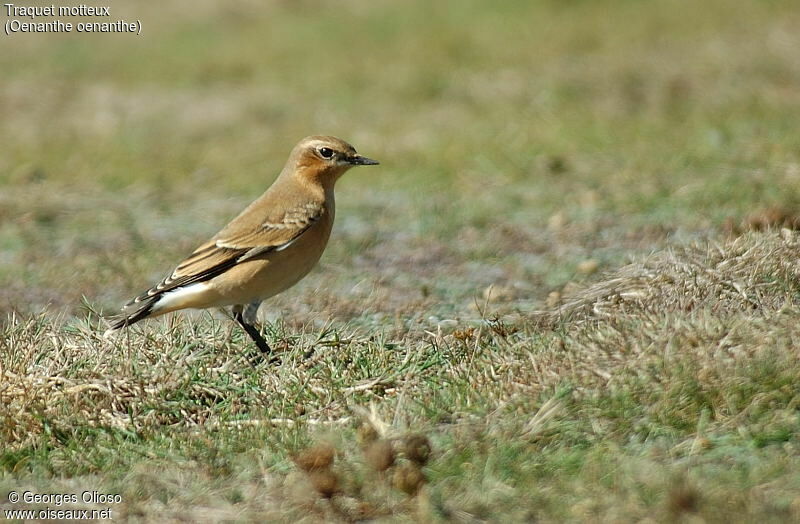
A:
[2,0,799,324]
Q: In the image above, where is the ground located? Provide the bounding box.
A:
[1,0,800,521]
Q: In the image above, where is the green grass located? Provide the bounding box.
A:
[2,0,800,521]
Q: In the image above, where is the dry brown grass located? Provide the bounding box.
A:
[2,230,799,520]
[546,227,799,322]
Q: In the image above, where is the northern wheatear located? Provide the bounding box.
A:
[106,136,379,362]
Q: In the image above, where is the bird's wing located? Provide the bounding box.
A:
[213,202,324,252]
[123,202,324,306]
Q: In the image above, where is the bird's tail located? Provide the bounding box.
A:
[104,295,159,335]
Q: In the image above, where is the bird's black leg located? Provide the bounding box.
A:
[232,306,277,366]
[234,310,271,353]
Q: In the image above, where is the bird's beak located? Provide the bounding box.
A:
[348,155,380,166]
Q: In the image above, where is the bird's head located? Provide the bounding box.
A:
[287,135,379,187]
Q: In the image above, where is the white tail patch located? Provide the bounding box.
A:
[104,282,213,337]
[150,282,213,315]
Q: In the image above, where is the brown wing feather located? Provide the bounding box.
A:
[213,202,323,249]
[120,203,323,309]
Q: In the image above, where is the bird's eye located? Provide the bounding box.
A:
[318,147,334,159]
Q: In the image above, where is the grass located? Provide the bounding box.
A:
[2,0,800,521]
